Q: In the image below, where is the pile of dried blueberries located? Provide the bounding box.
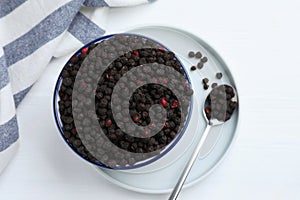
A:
[57,34,193,168]
[204,85,237,122]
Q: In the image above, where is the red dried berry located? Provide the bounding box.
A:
[160,97,169,107]
[71,128,77,135]
[133,50,139,57]
[133,116,139,122]
[190,66,196,71]
[163,78,168,84]
[70,56,78,63]
[163,122,169,128]
[81,48,88,54]
[184,82,189,88]
[159,46,165,52]
[145,130,150,135]
[171,100,179,108]
[205,107,211,114]
[105,74,110,79]
[106,119,112,127]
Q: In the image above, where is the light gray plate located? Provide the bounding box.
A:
[96,25,240,194]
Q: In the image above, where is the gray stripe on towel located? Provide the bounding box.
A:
[0,56,9,89]
[0,115,19,152]
[13,85,32,107]
[83,0,108,7]
[68,12,105,44]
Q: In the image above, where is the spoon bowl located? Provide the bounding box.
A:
[204,84,238,126]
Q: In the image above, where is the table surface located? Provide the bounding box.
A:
[1,0,300,199]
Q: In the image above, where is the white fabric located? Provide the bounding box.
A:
[8,35,63,94]
[105,0,148,7]
[0,84,15,125]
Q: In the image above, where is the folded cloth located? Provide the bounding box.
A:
[0,0,155,174]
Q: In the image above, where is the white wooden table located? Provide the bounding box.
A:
[1,0,300,199]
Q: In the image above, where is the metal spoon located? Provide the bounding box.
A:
[168,84,238,200]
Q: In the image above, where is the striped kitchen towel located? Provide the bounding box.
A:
[0,0,155,174]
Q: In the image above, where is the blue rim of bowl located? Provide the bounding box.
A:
[53,33,194,170]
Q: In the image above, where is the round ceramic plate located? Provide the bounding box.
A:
[95,25,240,194]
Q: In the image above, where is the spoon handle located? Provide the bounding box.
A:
[168,125,212,200]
